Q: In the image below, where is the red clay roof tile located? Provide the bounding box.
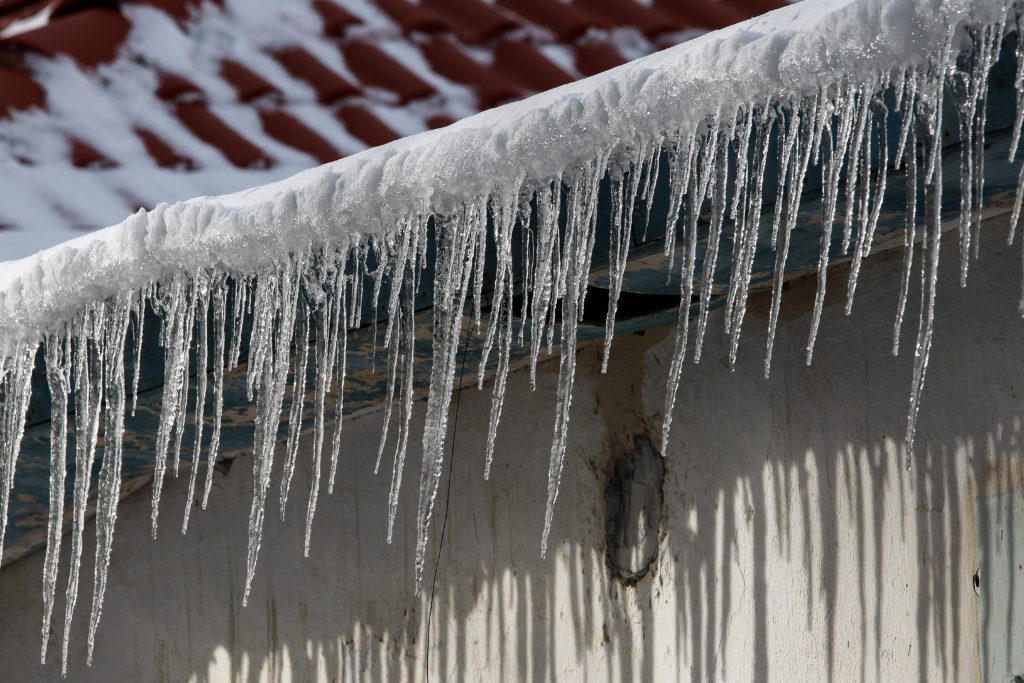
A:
[49,0,118,20]
[272,46,359,105]
[312,0,360,37]
[495,0,601,41]
[420,37,524,109]
[336,105,400,148]
[155,72,204,102]
[135,127,194,169]
[174,102,273,168]
[70,138,116,168]
[0,67,45,117]
[2,7,129,67]
[426,114,455,129]
[493,40,574,92]
[419,0,519,44]
[573,40,626,77]
[259,109,341,164]
[653,0,749,29]
[341,41,435,105]
[374,0,451,36]
[220,59,280,103]
[120,0,211,21]
[575,0,682,37]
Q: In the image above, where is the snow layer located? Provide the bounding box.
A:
[0,0,1021,672]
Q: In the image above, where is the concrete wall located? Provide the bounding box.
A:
[2,215,1024,681]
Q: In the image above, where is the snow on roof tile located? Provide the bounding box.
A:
[341,40,435,104]
[419,0,519,45]
[220,58,282,103]
[312,0,361,36]
[1,7,129,66]
[0,0,776,260]
[174,102,273,168]
[134,126,194,168]
[336,103,400,147]
[272,45,360,104]
[259,108,341,164]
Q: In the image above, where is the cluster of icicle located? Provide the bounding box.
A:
[1,2,1024,673]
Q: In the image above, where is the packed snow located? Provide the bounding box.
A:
[0,0,1020,671]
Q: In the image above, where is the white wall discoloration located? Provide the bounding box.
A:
[1,215,1023,681]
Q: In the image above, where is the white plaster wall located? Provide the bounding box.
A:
[1,216,1023,681]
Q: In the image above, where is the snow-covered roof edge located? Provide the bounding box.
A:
[0,0,986,351]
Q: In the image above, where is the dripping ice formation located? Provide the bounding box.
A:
[0,0,1022,669]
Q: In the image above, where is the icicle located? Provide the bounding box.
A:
[541,163,596,557]
[0,347,34,567]
[694,114,733,363]
[807,83,858,364]
[906,26,956,463]
[386,261,418,542]
[842,84,874,255]
[601,145,645,373]
[846,93,890,314]
[202,278,228,508]
[765,95,819,379]
[724,107,755,336]
[61,305,107,676]
[1009,7,1024,163]
[728,102,776,367]
[182,278,210,533]
[129,288,146,416]
[87,294,132,663]
[244,257,303,604]
[661,120,720,451]
[414,208,478,592]
[151,276,195,536]
[278,303,310,520]
[325,260,350,498]
[306,248,347,552]
[894,119,919,355]
[40,334,69,664]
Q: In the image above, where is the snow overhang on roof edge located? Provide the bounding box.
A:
[0,0,993,347]
[0,0,1022,673]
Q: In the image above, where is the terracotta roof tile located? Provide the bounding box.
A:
[272,46,359,104]
[493,40,575,92]
[49,0,118,20]
[259,109,340,164]
[120,0,212,21]
[70,137,116,168]
[312,0,361,37]
[155,72,204,102]
[426,114,456,129]
[420,36,524,108]
[653,0,750,29]
[495,0,602,41]
[336,105,400,148]
[341,41,434,104]
[374,0,451,36]
[175,102,273,168]
[220,59,281,103]
[720,0,788,16]
[575,0,682,37]
[135,127,194,169]
[420,0,519,44]
[0,67,45,117]
[573,40,626,77]
[2,7,129,67]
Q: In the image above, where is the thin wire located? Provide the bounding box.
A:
[425,327,472,682]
